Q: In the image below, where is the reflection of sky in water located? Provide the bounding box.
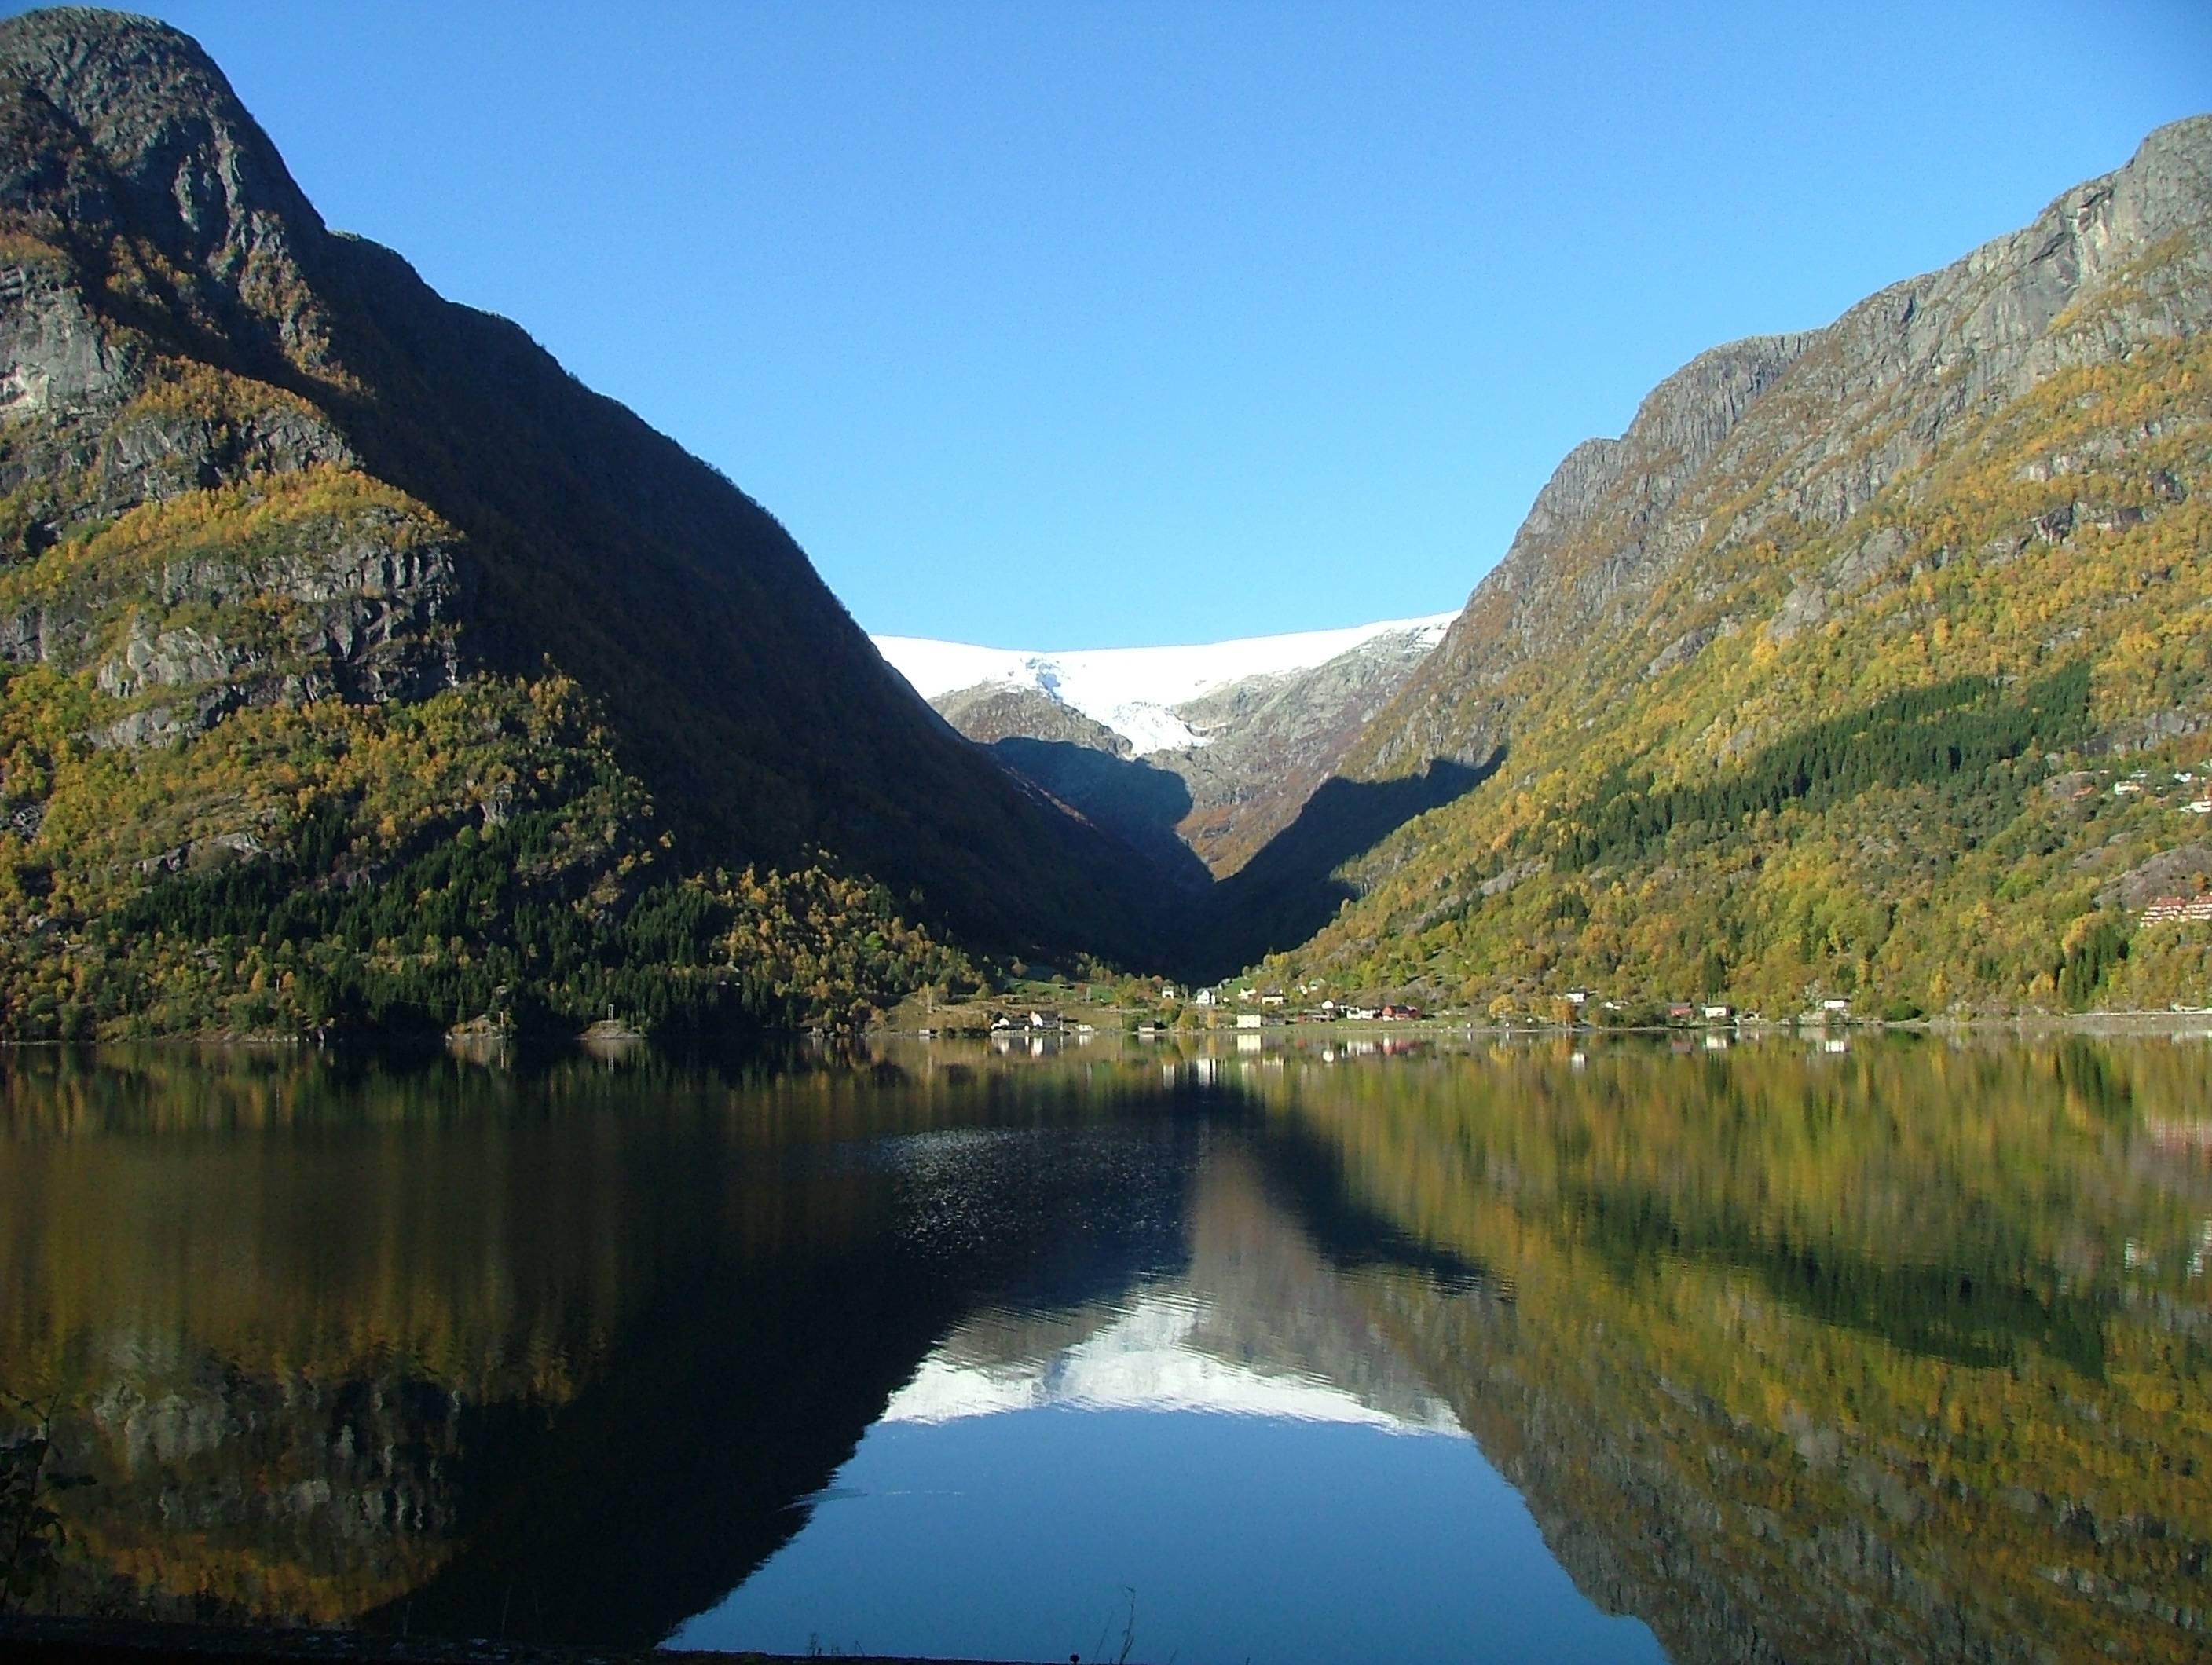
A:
[672,1123,1664,1660]
[675,1274,1664,1663]
[20,1036,2202,1658]
[672,1408,1667,1664]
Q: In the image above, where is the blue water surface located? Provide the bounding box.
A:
[671,1405,1667,1663]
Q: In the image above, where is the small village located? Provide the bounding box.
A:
[899,975,1884,1044]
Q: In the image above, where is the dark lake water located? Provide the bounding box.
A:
[1,1031,2207,1663]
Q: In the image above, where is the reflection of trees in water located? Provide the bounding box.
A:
[0,1043,1225,1643]
[1262,1036,2212,1665]
[2,1035,2208,1659]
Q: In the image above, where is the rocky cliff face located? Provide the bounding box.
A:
[0,8,1159,1037]
[1273,119,2212,1012]
[1165,619,1450,873]
[1356,337,1807,774]
[0,16,447,730]
[934,681,1134,756]
[1352,116,2212,778]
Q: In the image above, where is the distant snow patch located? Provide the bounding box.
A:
[873,613,1456,756]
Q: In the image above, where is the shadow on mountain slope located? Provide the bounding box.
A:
[988,737,1215,895]
[1179,754,1501,981]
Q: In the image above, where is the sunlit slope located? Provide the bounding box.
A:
[0,10,1152,1039]
[1272,118,2212,1013]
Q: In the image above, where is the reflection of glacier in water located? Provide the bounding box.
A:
[882,1129,1479,1436]
[884,1288,1467,1433]
[9,1035,2206,1662]
[675,1140,1664,1665]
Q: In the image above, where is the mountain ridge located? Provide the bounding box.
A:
[1263,113,2212,1012]
[0,7,1160,1038]
[1353,115,2212,780]
[1,6,2204,1030]
[881,613,1457,891]
[877,612,1456,756]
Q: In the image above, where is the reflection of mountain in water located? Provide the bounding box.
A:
[0,1048,1224,1645]
[10,1048,1494,1650]
[887,1150,1463,1435]
[6,1038,2209,1663]
[1257,1037,2212,1665]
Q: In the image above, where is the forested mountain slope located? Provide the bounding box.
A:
[1263,116,2212,1015]
[0,9,1155,1038]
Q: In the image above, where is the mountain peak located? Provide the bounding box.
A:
[0,10,1171,1040]
[0,6,323,258]
[2130,112,2212,177]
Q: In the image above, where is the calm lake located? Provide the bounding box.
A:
[2,1032,2207,1663]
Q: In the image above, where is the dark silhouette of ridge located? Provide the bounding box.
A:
[0,5,1168,983]
[1178,754,1500,980]
[987,737,1214,895]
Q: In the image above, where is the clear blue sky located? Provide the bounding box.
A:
[53,2,2212,648]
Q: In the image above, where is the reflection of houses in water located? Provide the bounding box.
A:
[2146,1117,2212,1155]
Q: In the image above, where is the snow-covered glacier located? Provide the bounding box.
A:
[872,613,1456,755]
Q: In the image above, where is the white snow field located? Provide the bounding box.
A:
[872,613,1456,755]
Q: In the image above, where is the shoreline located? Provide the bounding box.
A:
[3,1007,2208,1052]
[0,1615,1026,1665]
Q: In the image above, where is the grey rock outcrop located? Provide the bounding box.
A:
[0,5,339,370]
[1353,115,2212,778]
[936,682,1134,756]
[0,6,1166,969]
[1166,620,1448,873]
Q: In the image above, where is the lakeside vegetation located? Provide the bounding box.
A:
[0,664,978,1040]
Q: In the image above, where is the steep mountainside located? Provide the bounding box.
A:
[0,9,1155,1038]
[1265,117,2212,1014]
[881,615,1451,886]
